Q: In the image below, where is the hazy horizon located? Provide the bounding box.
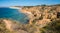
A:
[0,0,60,7]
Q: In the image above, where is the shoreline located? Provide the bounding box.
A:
[9,7,21,9]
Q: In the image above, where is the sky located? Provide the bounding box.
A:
[0,0,60,7]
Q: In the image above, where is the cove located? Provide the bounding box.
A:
[0,7,29,23]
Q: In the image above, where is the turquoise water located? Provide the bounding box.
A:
[0,7,29,23]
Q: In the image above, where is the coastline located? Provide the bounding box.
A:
[9,7,21,9]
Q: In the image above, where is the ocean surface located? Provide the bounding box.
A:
[0,7,29,23]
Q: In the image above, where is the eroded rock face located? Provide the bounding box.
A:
[21,5,60,27]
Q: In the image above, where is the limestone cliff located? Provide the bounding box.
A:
[20,5,60,27]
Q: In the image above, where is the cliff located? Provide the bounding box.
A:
[20,5,60,26]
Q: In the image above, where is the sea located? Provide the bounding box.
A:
[0,7,29,23]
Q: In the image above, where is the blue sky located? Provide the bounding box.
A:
[0,0,60,7]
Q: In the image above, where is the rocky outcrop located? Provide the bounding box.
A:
[0,19,28,33]
[20,5,60,27]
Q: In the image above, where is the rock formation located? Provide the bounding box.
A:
[20,5,60,27]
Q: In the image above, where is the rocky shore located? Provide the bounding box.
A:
[10,5,60,28]
[0,5,60,33]
[20,5,60,25]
